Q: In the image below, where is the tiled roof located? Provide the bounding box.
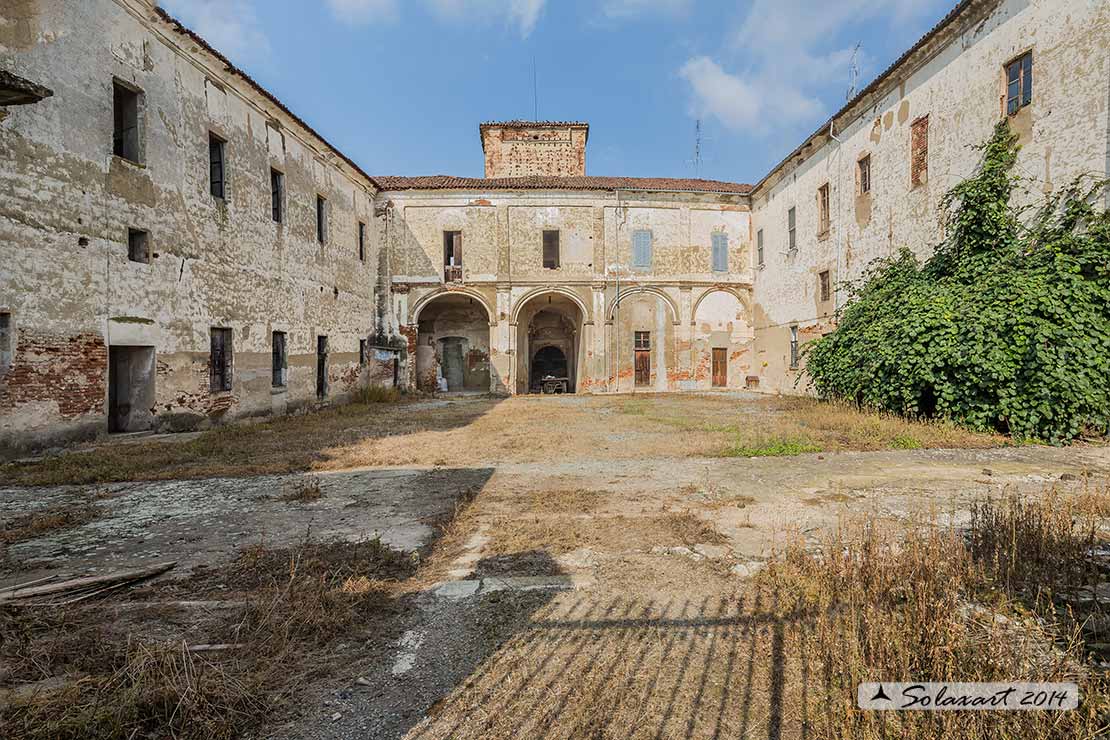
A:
[480,120,589,129]
[374,175,752,194]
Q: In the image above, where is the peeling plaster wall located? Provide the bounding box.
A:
[750,0,1110,395]
[0,0,383,454]
[384,189,752,395]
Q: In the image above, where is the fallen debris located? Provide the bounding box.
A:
[0,562,176,605]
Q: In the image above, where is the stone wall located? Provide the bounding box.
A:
[750,0,1110,395]
[0,0,387,455]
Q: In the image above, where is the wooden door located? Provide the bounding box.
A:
[634,350,651,387]
[712,348,727,388]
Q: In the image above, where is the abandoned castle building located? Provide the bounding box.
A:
[1,0,1108,454]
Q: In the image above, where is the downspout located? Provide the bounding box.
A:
[828,120,845,313]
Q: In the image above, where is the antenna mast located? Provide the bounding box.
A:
[691,119,703,176]
[532,56,538,120]
[846,42,862,101]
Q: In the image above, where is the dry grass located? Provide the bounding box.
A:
[1,503,101,547]
[1,394,1008,487]
[413,484,1110,739]
[0,536,415,740]
[280,476,323,503]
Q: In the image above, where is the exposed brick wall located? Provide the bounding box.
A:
[0,329,106,418]
[483,125,587,178]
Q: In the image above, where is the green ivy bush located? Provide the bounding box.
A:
[804,121,1110,444]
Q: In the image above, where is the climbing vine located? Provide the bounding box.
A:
[804,120,1110,443]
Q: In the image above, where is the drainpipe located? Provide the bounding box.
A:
[828,120,845,313]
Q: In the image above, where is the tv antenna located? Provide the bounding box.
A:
[532,56,539,120]
[846,42,862,101]
[687,119,713,177]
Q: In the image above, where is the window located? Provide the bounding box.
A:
[127,228,149,264]
[112,81,141,163]
[0,312,11,376]
[359,339,368,366]
[858,155,872,195]
[208,133,226,199]
[711,232,729,272]
[210,327,233,392]
[316,195,327,243]
[819,270,831,302]
[632,229,653,269]
[443,230,463,281]
[1006,52,1033,115]
[911,116,929,187]
[272,331,287,388]
[789,325,799,370]
[634,331,651,350]
[543,230,560,269]
[271,169,284,223]
[358,222,367,262]
[817,184,830,235]
[757,229,765,267]
[787,207,797,252]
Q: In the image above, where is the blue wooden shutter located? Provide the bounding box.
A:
[632,230,652,268]
[712,233,728,272]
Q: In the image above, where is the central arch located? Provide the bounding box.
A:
[514,291,585,394]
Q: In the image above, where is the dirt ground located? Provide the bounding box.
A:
[2,393,1108,739]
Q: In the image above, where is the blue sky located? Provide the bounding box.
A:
[159,0,955,184]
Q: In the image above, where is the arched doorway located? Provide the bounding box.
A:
[514,292,585,394]
[415,294,492,392]
[531,346,568,389]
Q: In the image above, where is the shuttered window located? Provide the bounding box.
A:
[632,229,653,269]
[1006,52,1032,115]
[756,229,765,266]
[711,233,728,272]
[209,134,225,199]
[210,327,233,392]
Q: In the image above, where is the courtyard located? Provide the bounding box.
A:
[2,394,1109,739]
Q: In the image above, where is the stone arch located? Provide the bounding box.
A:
[607,286,680,324]
[411,287,495,326]
[510,286,592,326]
[690,287,751,325]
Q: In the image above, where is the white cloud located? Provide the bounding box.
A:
[158,0,271,66]
[681,0,939,135]
[601,0,692,19]
[325,0,399,25]
[425,0,547,37]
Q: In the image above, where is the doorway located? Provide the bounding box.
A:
[634,331,651,388]
[531,346,568,388]
[108,346,155,433]
[316,336,328,398]
[712,348,728,388]
[439,337,466,390]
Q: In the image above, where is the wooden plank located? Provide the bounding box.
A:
[0,562,176,602]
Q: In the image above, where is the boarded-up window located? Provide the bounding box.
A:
[112,81,141,163]
[789,325,799,369]
[858,155,871,195]
[632,229,653,269]
[209,133,226,199]
[271,169,284,223]
[543,230,560,269]
[127,229,149,263]
[757,229,764,266]
[272,331,286,388]
[819,270,831,302]
[711,233,729,272]
[1006,52,1033,115]
[210,327,233,392]
[817,184,830,234]
[787,208,797,251]
[358,222,367,262]
[316,196,327,243]
[911,116,929,187]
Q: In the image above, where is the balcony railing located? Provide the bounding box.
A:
[444,265,463,283]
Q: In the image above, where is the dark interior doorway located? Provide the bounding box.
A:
[108,346,155,433]
[531,346,568,388]
[316,336,328,398]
